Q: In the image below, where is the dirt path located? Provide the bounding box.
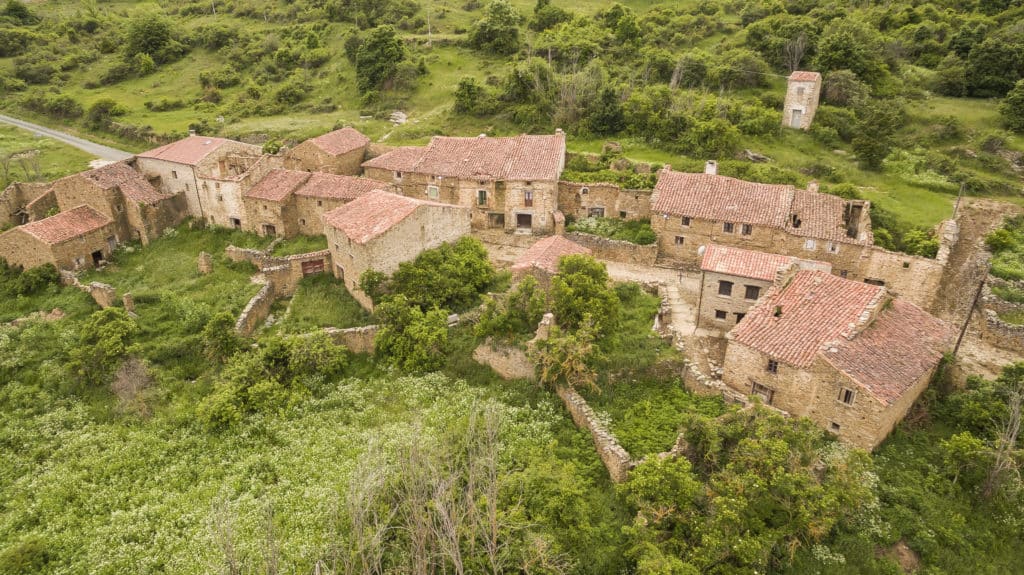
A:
[0,113,133,162]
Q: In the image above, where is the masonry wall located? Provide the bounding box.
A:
[236,283,274,336]
[697,271,772,331]
[24,189,58,221]
[782,78,822,130]
[0,182,51,227]
[557,182,652,221]
[285,142,367,175]
[294,196,346,236]
[135,158,202,216]
[324,325,378,354]
[563,232,657,266]
[244,197,296,237]
[0,221,118,271]
[556,386,634,483]
[472,340,535,380]
[0,229,54,269]
[652,215,776,268]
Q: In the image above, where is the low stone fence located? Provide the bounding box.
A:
[472,340,535,380]
[324,325,379,354]
[235,283,275,337]
[556,386,634,483]
[225,246,331,297]
[564,232,658,266]
[977,276,1024,351]
[60,271,118,308]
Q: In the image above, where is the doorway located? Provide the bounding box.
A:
[790,109,803,128]
[262,223,277,236]
[91,250,104,266]
[516,213,532,230]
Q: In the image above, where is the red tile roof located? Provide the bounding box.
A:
[323,190,455,245]
[19,205,112,245]
[307,127,370,156]
[362,133,567,181]
[362,146,428,172]
[789,190,871,245]
[80,161,170,205]
[730,270,885,368]
[701,244,797,282]
[244,169,311,202]
[512,235,591,275]
[789,71,821,82]
[137,136,233,166]
[295,173,383,201]
[824,299,952,405]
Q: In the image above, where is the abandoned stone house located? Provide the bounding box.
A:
[135,135,268,229]
[696,243,830,331]
[0,205,118,270]
[284,127,370,175]
[0,182,51,228]
[721,269,952,450]
[782,71,822,130]
[511,234,591,287]
[556,181,652,222]
[323,189,471,309]
[362,131,567,234]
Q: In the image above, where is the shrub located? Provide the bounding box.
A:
[551,254,619,337]
[86,98,127,129]
[374,294,450,373]
[566,217,657,245]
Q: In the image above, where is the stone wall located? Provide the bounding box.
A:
[324,325,379,354]
[696,270,773,331]
[557,181,652,221]
[60,272,117,308]
[978,276,1024,351]
[235,283,275,336]
[472,340,535,380]
[564,232,658,266]
[556,386,634,483]
[0,182,51,228]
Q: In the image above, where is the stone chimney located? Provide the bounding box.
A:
[808,180,819,193]
[188,129,197,137]
[555,128,564,134]
[705,160,718,175]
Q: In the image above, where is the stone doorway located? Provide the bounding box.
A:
[262,223,277,236]
[790,109,803,128]
[516,213,532,230]
[91,250,104,266]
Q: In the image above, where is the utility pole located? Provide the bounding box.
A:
[953,272,987,357]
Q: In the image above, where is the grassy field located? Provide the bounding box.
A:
[0,123,98,187]
[277,273,374,332]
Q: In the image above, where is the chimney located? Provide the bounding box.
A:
[808,180,819,193]
[663,164,671,172]
[555,128,564,134]
[705,160,718,175]
[478,133,487,138]
[188,129,197,137]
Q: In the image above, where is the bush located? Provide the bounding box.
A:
[86,98,127,129]
[566,217,657,245]
[374,294,450,373]
[369,237,497,312]
[551,254,619,337]
[475,275,547,342]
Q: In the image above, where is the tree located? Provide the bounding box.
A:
[822,69,867,107]
[934,53,968,97]
[355,25,406,94]
[984,362,1023,497]
[529,0,571,32]
[86,99,127,129]
[1000,79,1024,133]
[453,76,486,115]
[1,0,36,24]
[374,295,450,373]
[201,311,243,364]
[531,317,603,394]
[815,19,888,85]
[587,87,625,136]
[967,36,1024,97]
[125,14,172,60]
[469,0,523,56]
[68,308,139,386]
[851,99,904,171]
[475,275,547,341]
[550,254,619,337]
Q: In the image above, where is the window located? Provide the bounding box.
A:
[674,236,685,246]
[172,170,178,179]
[581,186,589,195]
[718,280,733,296]
[115,204,123,213]
[751,382,774,404]
[804,239,816,251]
[262,205,267,211]
[734,312,745,323]
[903,261,910,269]
[714,310,727,320]
[394,171,403,180]
[830,422,841,432]
[524,190,533,207]
[723,222,735,233]
[430,175,436,181]
[864,278,886,286]
[742,224,753,236]
[619,211,627,219]
[478,189,487,205]
[840,270,848,278]
[681,216,691,227]
[217,194,223,201]
[427,185,439,199]
[797,87,805,97]
[744,285,761,300]
[773,305,782,317]
[588,207,605,218]
[525,181,532,186]
[215,182,221,191]
[299,218,306,226]
[838,388,856,405]
[791,214,801,228]
[317,200,323,207]
[767,359,778,374]
[827,242,839,254]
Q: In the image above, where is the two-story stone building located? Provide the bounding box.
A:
[362,131,566,234]
[284,127,370,175]
[0,205,117,270]
[323,189,471,309]
[722,269,951,449]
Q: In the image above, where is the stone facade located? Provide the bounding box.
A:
[324,325,379,354]
[782,71,822,130]
[0,213,117,271]
[697,270,775,330]
[235,283,274,336]
[557,181,652,221]
[0,182,51,228]
[563,232,658,266]
[285,140,366,175]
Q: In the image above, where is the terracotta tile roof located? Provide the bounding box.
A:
[824,299,952,405]
[295,173,383,201]
[701,244,797,282]
[323,190,456,245]
[137,136,233,165]
[730,270,884,368]
[244,169,311,202]
[307,127,370,156]
[362,133,567,181]
[788,190,871,245]
[19,205,112,245]
[362,146,428,172]
[653,171,795,227]
[789,71,821,82]
[80,161,170,205]
[512,235,591,275]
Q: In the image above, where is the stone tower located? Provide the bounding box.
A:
[782,71,822,130]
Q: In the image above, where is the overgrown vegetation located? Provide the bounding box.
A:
[566,216,656,245]
[986,214,1024,282]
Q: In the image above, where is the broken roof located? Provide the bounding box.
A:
[244,169,311,202]
[512,235,591,275]
[137,136,233,166]
[306,127,370,156]
[18,205,112,245]
[323,190,455,245]
[789,71,821,82]
[362,133,566,181]
[295,173,383,201]
[79,161,170,205]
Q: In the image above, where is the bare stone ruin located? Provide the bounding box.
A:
[197,251,213,274]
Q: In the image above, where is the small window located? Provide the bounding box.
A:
[830,422,841,432]
[317,200,323,207]
[395,171,403,180]
[718,280,733,296]
[751,382,774,404]
[215,182,221,191]
[773,305,782,318]
[430,175,436,181]
[217,194,223,201]
[723,222,735,233]
[734,312,745,323]
[427,185,439,199]
[714,310,727,320]
[744,285,761,300]
[524,190,533,207]
[619,211,627,219]
[525,181,532,186]
[840,270,848,278]
[767,359,778,374]
[864,278,886,287]
[172,170,178,179]
[741,224,753,236]
[838,388,856,405]
[581,186,589,195]
[828,242,839,254]
[262,205,267,211]
[804,239,816,251]
[115,204,123,213]
[681,216,691,227]
[674,236,685,246]
[902,261,910,269]
[797,87,806,97]
[791,214,801,228]
[478,189,487,205]
[299,218,306,226]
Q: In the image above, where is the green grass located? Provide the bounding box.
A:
[269,234,328,257]
[0,283,97,324]
[992,284,1024,303]
[277,273,373,332]
[997,309,1024,325]
[0,124,98,187]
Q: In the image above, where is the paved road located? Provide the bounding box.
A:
[0,113,133,162]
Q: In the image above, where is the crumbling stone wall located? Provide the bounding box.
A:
[0,182,51,227]
[324,325,378,354]
[556,386,634,483]
[235,283,275,336]
[564,232,658,266]
[285,141,367,175]
[978,277,1024,351]
[472,340,535,380]
[557,181,652,221]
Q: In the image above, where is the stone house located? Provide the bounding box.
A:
[782,71,822,130]
[511,235,591,287]
[323,189,471,309]
[292,172,389,236]
[722,269,951,449]
[556,181,652,222]
[0,205,117,270]
[284,127,370,175]
[362,131,566,234]
[0,182,51,228]
[696,244,830,331]
[135,135,266,228]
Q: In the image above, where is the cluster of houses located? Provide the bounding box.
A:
[0,76,958,449]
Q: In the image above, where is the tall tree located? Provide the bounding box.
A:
[356,25,406,94]
[469,0,523,55]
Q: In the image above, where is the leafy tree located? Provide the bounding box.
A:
[551,254,619,337]
[355,25,406,94]
[1,0,36,24]
[475,275,547,341]
[125,13,173,61]
[714,49,771,89]
[815,19,888,85]
[383,237,496,312]
[531,317,603,393]
[967,36,1024,97]
[744,14,818,72]
[529,0,571,32]
[935,53,969,97]
[201,311,242,364]
[374,294,450,373]
[852,99,904,171]
[822,69,867,107]
[453,76,487,115]
[68,308,139,386]
[469,0,523,56]
[85,99,127,129]
[999,79,1024,133]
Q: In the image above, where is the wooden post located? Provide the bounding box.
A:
[953,273,986,357]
